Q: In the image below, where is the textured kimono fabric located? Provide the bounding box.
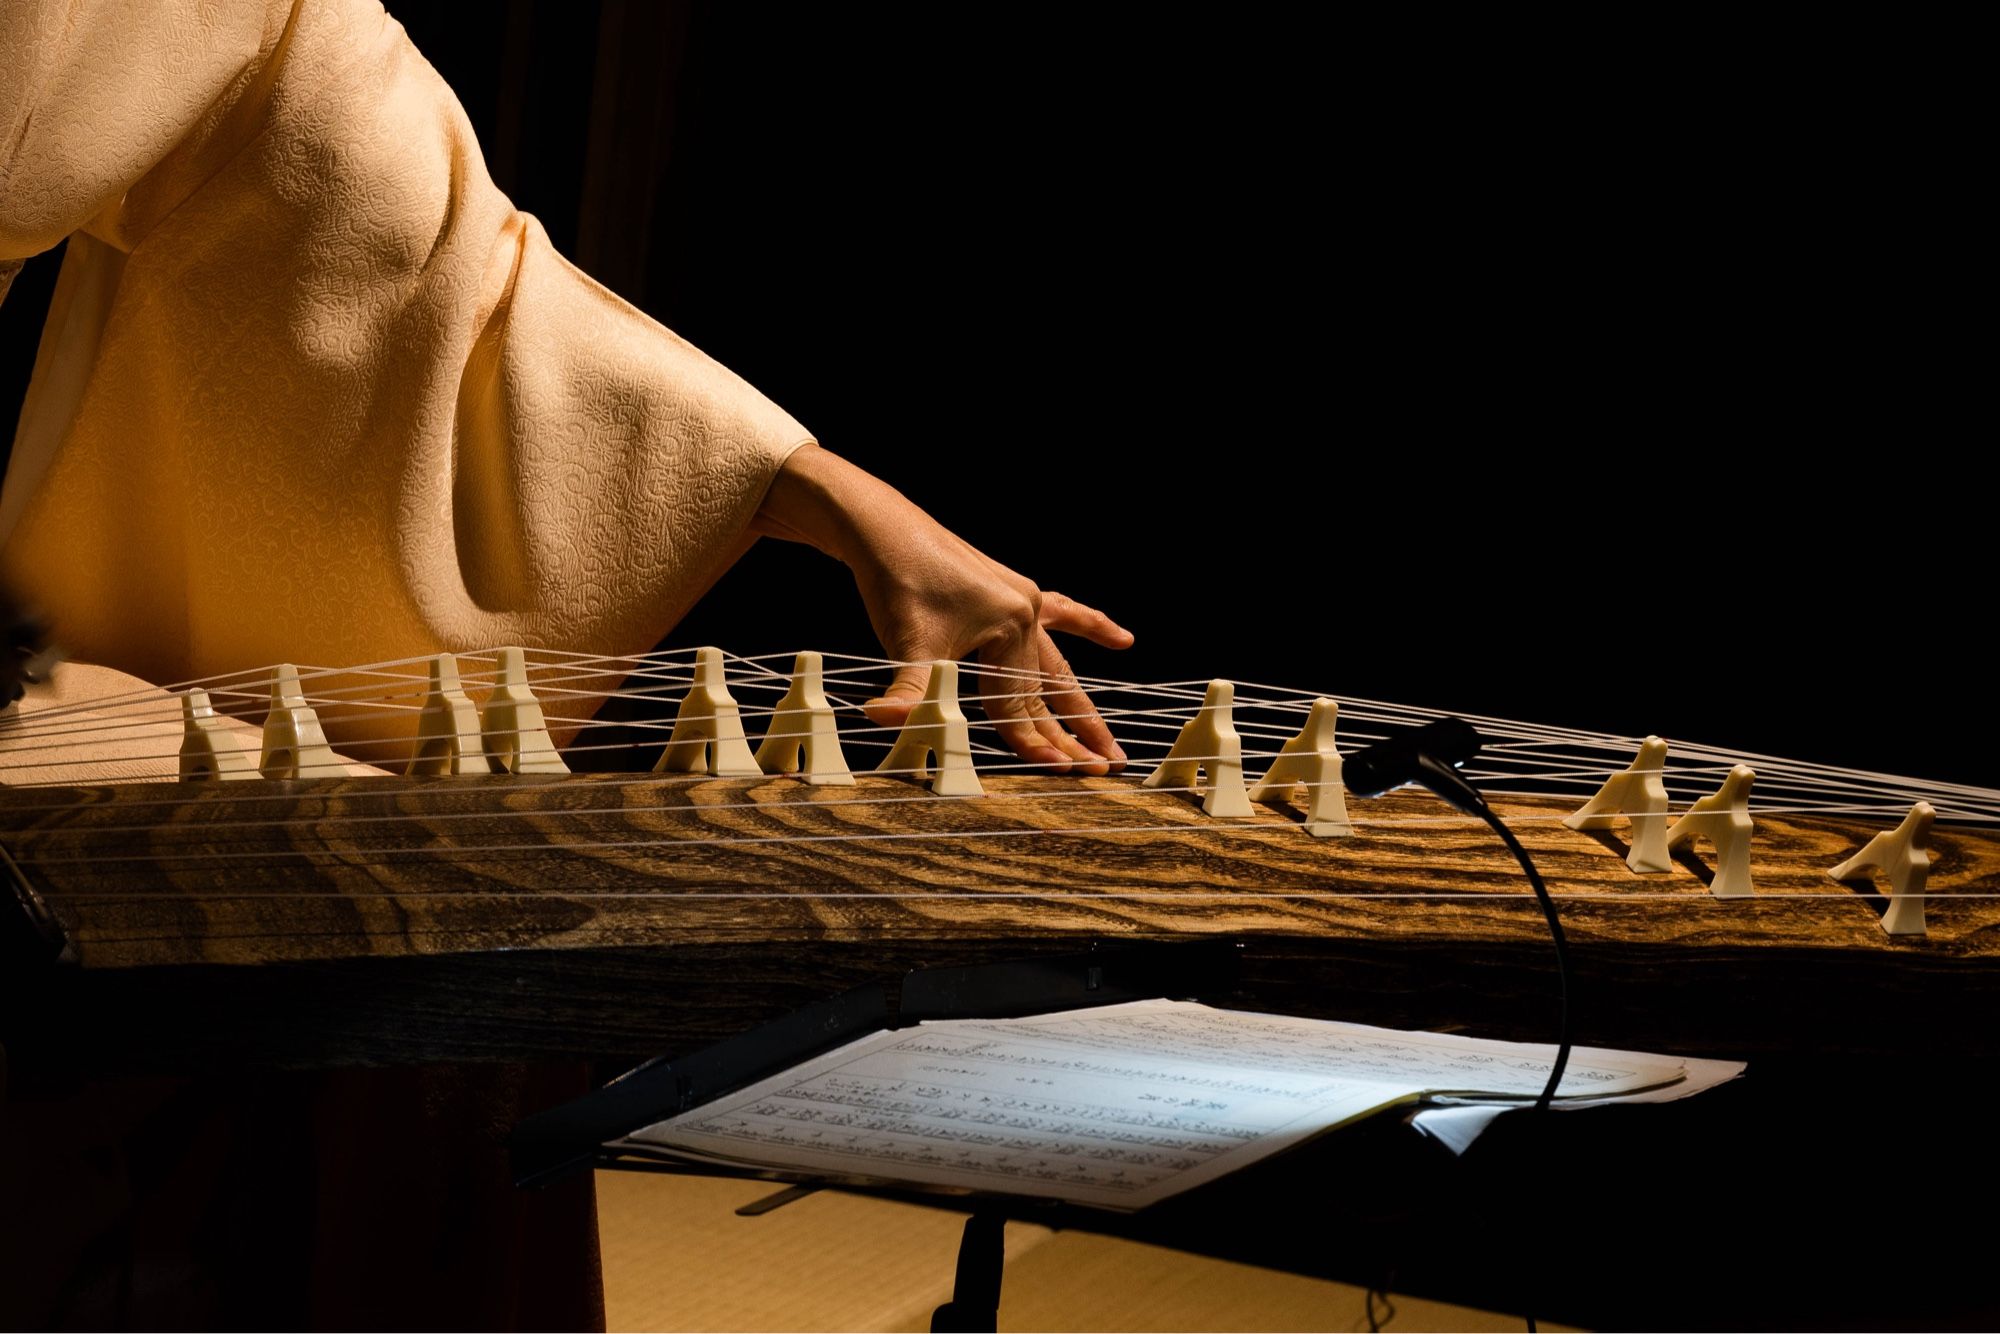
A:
[0,1,812,1325]
[0,0,809,714]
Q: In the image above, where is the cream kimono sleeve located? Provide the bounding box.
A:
[0,0,811,709]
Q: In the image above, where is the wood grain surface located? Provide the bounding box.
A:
[3,773,1996,1071]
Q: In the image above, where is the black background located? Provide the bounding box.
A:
[1,4,1984,787]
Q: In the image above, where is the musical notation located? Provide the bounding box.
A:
[616,1000,1696,1210]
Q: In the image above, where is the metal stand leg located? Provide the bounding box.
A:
[930,1212,1005,1333]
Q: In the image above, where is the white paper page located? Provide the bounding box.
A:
[615,1000,1689,1210]
[1412,1054,1746,1155]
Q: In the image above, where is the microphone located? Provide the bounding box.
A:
[1343,716,1487,814]
[1344,714,1573,1109]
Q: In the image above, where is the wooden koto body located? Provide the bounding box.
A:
[5,772,1998,1073]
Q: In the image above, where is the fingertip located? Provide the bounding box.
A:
[862,695,917,727]
[1084,618,1135,650]
[1042,593,1132,647]
[1057,742,1105,777]
[1082,741,1125,777]
[1033,748,1072,774]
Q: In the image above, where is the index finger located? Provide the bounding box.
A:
[1038,591,1134,650]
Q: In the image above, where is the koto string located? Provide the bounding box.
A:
[0,783,1948,838]
[0,656,1993,833]
[47,891,1985,906]
[3,647,1996,867]
[12,644,1985,968]
[0,692,1335,757]
[0,746,1984,821]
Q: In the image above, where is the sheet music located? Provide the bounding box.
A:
[615,1000,1694,1210]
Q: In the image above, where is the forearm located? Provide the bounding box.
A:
[749,443,1132,771]
[752,443,922,567]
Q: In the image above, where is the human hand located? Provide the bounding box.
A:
[753,445,1134,774]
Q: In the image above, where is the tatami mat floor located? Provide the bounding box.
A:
[597,1171,1576,1332]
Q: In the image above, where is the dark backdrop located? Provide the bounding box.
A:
[1,3,1982,787]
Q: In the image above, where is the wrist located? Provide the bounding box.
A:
[754,444,912,571]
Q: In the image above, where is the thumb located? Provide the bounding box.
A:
[863,659,935,727]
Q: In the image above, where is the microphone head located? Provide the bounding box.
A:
[1344,716,1485,801]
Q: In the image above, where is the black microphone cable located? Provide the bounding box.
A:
[1344,718,1571,1111]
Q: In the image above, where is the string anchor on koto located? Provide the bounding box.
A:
[753,651,855,786]
[1245,697,1351,836]
[1563,735,1673,872]
[654,646,762,777]
[1829,801,1935,936]
[259,665,344,780]
[1665,764,1758,899]
[481,647,570,775]
[877,660,983,796]
[1142,679,1252,817]
[411,652,499,776]
[178,688,257,780]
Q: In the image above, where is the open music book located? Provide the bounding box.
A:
[609,1000,1743,1210]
